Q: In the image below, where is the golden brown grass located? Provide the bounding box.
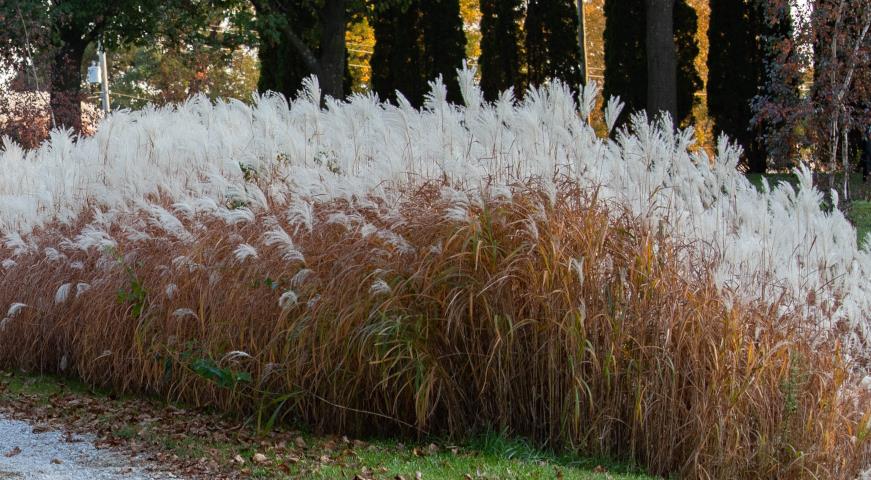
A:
[1,181,868,478]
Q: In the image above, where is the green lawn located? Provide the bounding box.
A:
[849,201,871,247]
[0,371,657,480]
[286,437,655,480]
[745,172,800,191]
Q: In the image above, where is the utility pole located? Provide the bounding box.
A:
[97,41,110,114]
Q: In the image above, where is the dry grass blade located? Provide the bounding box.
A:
[0,181,867,479]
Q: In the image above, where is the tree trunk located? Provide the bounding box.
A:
[252,0,346,100]
[578,0,587,85]
[843,118,850,200]
[49,33,87,132]
[645,0,677,120]
[317,0,347,99]
[830,112,839,190]
[479,0,524,101]
[421,0,467,103]
[828,0,846,181]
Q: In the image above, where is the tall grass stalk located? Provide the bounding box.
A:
[0,183,867,478]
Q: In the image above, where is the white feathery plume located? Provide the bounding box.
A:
[287,199,315,233]
[146,204,194,243]
[369,279,391,296]
[307,294,320,310]
[55,283,72,304]
[604,96,625,135]
[291,268,314,288]
[44,248,67,262]
[219,207,255,225]
[221,350,252,362]
[442,187,471,222]
[0,65,869,368]
[578,80,599,119]
[7,303,27,317]
[233,243,259,263]
[4,233,34,257]
[278,290,299,309]
[360,223,377,238]
[67,226,117,252]
[263,227,305,263]
[570,257,585,287]
[172,308,198,319]
[75,283,91,298]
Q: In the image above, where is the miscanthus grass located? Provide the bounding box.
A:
[0,70,868,478]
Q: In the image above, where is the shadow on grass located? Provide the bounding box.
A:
[0,370,658,480]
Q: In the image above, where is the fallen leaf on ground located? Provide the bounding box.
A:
[4,447,21,457]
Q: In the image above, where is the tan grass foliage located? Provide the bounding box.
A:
[0,182,868,478]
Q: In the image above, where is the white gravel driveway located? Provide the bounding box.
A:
[0,416,176,480]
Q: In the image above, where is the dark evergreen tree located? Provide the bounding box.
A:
[251,0,349,100]
[370,2,425,104]
[255,3,319,99]
[646,0,678,119]
[603,0,646,118]
[479,0,524,101]
[674,0,701,125]
[603,0,700,127]
[371,0,465,106]
[707,0,767,172]
[603,0,702,124]
[420,0,466,103]
[524,0,583,94]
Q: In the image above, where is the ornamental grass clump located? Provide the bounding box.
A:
[0,182,868,478]
[0,70,869,477]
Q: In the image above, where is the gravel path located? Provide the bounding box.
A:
[0,416,177,480]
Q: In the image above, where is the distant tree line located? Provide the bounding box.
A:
[0,0,868,175]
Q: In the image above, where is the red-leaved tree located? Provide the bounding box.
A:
[752,0,869,196]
